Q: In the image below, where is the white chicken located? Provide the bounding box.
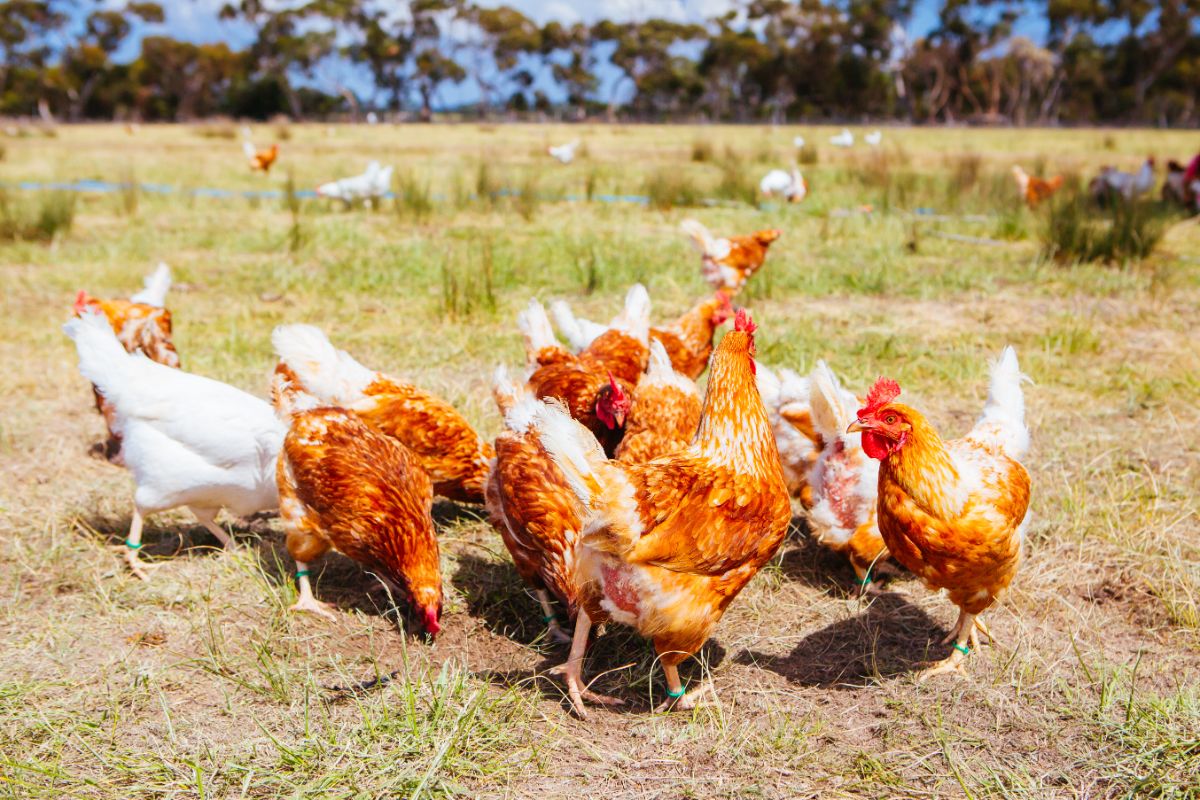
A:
[864,130,883,147]
[830,128,854,148]
[793,135,806,148]
[65,311,285,580]
[759,167,808,203]
[316,161,394,205]
[549,284,652,353]
[548,140,580,164]
[1092,157,1156,202]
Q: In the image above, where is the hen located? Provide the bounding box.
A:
[485,368,583,642]
[316,161,394,205]
[535,310,792,716]
[680,219,781,296]
[273,378,442,634]
[65,311,284,580]
[756,362,820,503]
[615,340,701,464]
[548,140,580,164]
[850,347,1031,679]
[242,127,278,173]
[73,263,180,462]
[272,324,493,504]
[805,361,891,593]
[1011,165,1064,208]
[759,167,807,204]
[520,287,649,456]
[1090,157,1155,203]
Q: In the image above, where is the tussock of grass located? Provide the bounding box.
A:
[644,167,702,210]
[0,189,75,242]
[691,138,715,162]
[1042,188,1171,264]
[798,143,819,165]
[395,171,433,220]
[194,119,237,139]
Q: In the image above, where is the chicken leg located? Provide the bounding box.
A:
[556,609,624,718]
[536,589,572,644]
[191,506,235,551]
[289,561,337,620]
[918,608,976,681]
[124,506,162,581]
[655,662,716,712]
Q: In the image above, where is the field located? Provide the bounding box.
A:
[1,123,1198,799]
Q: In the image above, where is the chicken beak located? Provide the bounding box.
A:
[846,420,865,434]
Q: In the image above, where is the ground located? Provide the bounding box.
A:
[0,123,1198,799]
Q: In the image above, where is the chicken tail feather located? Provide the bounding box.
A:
[130,262,171,307]
[517,299,558,360]
[808,360,852,441]
[64,311,138,410]
[550,300,595,352]
[611,283,651,345]
[271,324,376,403]
[680,218,716,256]
[971,346,1031,460]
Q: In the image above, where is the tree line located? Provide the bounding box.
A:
[2,0,1198,125]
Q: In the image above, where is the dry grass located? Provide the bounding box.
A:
[0,124,1198,799]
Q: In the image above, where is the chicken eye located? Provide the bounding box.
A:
[884,414,897,425]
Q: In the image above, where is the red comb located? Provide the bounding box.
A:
[859,377,901,416]
[733,308,756,334]
[608,372,626,400]
[73,290,89,314]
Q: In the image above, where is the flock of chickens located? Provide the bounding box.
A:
[65,217,1032,717]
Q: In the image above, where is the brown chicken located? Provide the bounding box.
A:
[73,263,179,462]
[274,377,442,634]
[485,368,583,642]
[519,293,649,456]
[535,310,792,716]
[681,219,781,295]
[272,324,493,503]
[615,340,702,464]
[850,347,1031,679]
[649,291,733,379]
[244,135,279,173]
[1011,165,1063,208]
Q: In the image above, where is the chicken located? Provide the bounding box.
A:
[806,361,891,592]
[553,290,731,380]
[1010,165,1063,208]
[485,368,583,642]
[849,347,1031,679]
[242,127,279,173]
[73,263,180,462]
[680,219,781,296]
[756,362,820,503]
[615,340,702,464]
[830,128,854,148]
[272,324,493,503]
[1090,157,1155,203]
[792,135,805,149]
[1162,156,1200,209]
[535,310,792,716]
[520,287,650,456]
[273,377,442,633]
[864,130,883,147]
[548,140,580,164]
[759,167,808,203]
[316,161,394,205]
[64,311,284,580]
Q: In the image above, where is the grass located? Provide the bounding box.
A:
[1042,187,1175,264]
[0,187,75,241]
[0,123,1198,799]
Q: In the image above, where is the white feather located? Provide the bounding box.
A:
[517,298,559,358]
[968,345,1031,460]
[550,300,605,352]
[271,324,378,403]
[129,262,172,307]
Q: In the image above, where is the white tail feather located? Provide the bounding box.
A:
[271,324,377,403]
[755,361,781,407]
[808,361,852,440]
[643,339,699,396]
[550,300,602,351]
[129,262,171,307]
[680,218,716,256]
[611,283,651,344]
[970,346,1030,459]
[64,311,141,409]
[532,401,606,508]
[517,299,559,358]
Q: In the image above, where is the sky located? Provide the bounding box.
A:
[113,0,1052,108]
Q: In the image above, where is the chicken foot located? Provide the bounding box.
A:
[289,561,337,620]
[557,609,624,718]
[191,507,235,551]
[918,608,978,681]
[536,589,572,644]
[123,507,162,581]
[655,663,716,712]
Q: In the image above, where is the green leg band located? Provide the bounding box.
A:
[296,569,310,579]
[125,540,142,550]
[543,614,556,623]
[667,685,687,698]
[953,642,970,656]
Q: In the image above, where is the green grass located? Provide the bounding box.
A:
[0,123,1198,799]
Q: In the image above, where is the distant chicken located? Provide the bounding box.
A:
[536,310,792,716]
[553,290,732,380]
[273,379,442,634]
[316,161,394,204]
[272,325,493,503]
[850,347,1031,679]
[830,128,854,148]
[1090,157,1155,203]
[73,263,180,462]
[486,368,583,642]
[759,167,808,203]
[242,127,279,173]
[520,286,650,456]
[681,219,781,296]
[756,362,820,503]
[548,140,580,164]
[65,312,284,580]
[615,340,701,464]
[1011,165,1063,208]
[806,361,891,592]
[864,130,883,147]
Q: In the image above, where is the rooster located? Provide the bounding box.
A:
[272,325,493,504]
[806,361,892,593]
[759,167,808,204]
[756,362,820,503]
[553,291,731,380]
[615,340,701,464]
[849,347,1031,679]
[680,219,781,296]
[64,312,284,580]
[316,161,394,205]
[73,264,180,462]
[535,310,792,716]
[242,127,278,173]
[520,287,650,456]
[1011,165,1064,208]
[485,368,583,642]
[272,377,442,633]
